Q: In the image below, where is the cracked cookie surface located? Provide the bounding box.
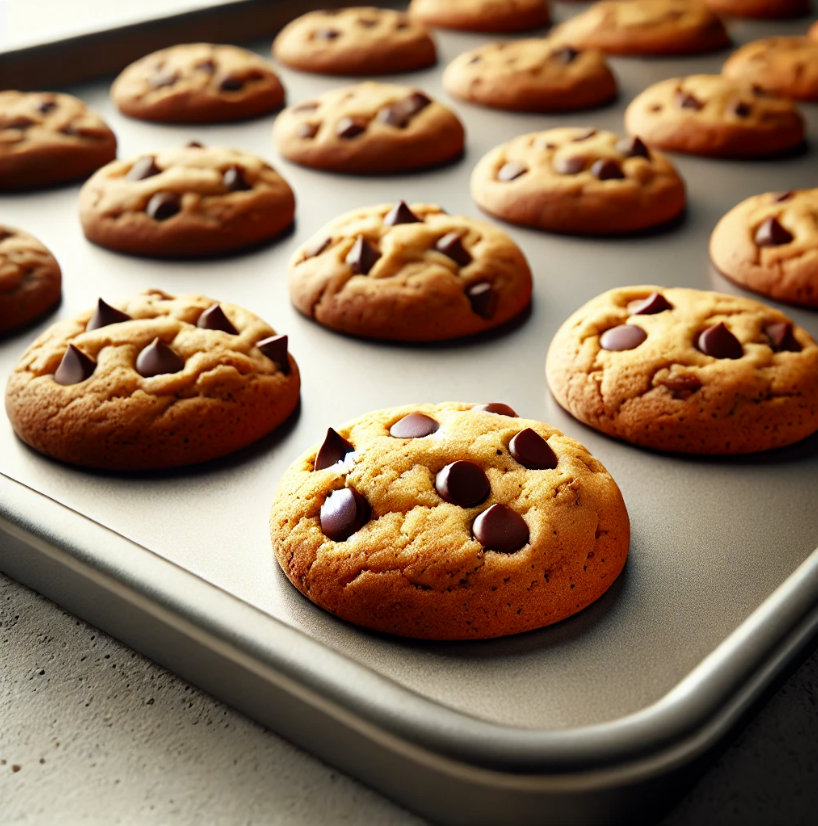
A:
[546,286,818,454]
[5,290,300,469]
[273,7,436,75]
[470,127,685,234]
[0,226,61,334]
[270,402,629,639]
[705,0,809,18]
[78,144,295,257]
[111,43,285,122]
[408,0,550,33]
[0,91,117,191]
[710,189,818,308]
[723,37,818,102]
[273,82,464,174]
[443,39,616,113]
[288,202,532,341]
[624,75,805,158]
[551,0,729,55]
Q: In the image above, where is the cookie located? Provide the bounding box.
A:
[546,286,818,454]
[111,44,285,122]
[705,0,809,18]
[550,0,730,56]
[0,91,116,191]
[78,144,295,257]
[470,128,686,235]
[723,37,818,102]
[408,0,550,33]
[288,202,532,341]
[5,290,300,470]
[273,83,464,175]
[624,75,805,158]
[272,7,436,75]
[710,189,818,308]
[443,40,617,113]
[269,402,630,640]
[0,226,61,335]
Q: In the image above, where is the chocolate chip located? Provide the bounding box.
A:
[473,504,529,553]
[436,232,472,267]
[553,46,580,64]
[4,116,34,130]
[223,165,252,192]
[54,345,96,385]
[659,374,702,395]
[126,156,161,182]
[497,162,526,182]
[219,76,244,92]
[320,488,369,542]
[590,159,625,181]
[187,141,204,148]
[436,461,490,508]
[37,99,57,114]
[615,136,650,159]
[136,338,185,377]
[469,56,482,65]
[0,230,12,242]
[755,217,793,247]
[466,283,497,319]
[257,334,291,373]
[676,91,703,111]
[775,191,793,202]
[336,117,367,139]
[600,325,647,351]
[628,291,673,315]
[384,201,422,226]
[731,100,751,118]
[146,192,181,221]
[554,156,585,175]
[304,236,331,258]
[509,429,557,470]
[196,58,215,73]
[697,322,743,359]
[345,236,381,275]
[86,299,131,331]
[294,101,319,113]
[377,92,431,128]
[197,303,237,334]
[358,18,377,27]
[573,128,596,142]
[390,412,440,438]
[315,428,355,470]
[473,403,518,417]
[149,69,178,89]
[314,28,340,40]
[296,122,319,139]
[765,322,801,353]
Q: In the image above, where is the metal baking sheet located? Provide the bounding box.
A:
[2,3,818,823]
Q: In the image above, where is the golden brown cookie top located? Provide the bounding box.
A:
[0,226,59,296]
[409,0,550,32]
[723,37,818,101]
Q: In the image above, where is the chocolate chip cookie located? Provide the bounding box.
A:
[443,39,617,113]
[546,286,818,454]
[723,37,818,102]
[624,75,805,158]
[0,226,61,335]
[705,0,809,18]
[408,0,550,33]
[5,290,300,470]
[111,44,285,122]
[273,7,436,75]
[0,91,117,191]
[551,0,730,55]
[471,128,686,235]
[78,144,295,257]
[273,83,465,174]
[269,402,630,639]
[710,189,818,308]
[289,202,531,341]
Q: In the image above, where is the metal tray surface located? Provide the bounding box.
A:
[1,0,818,810]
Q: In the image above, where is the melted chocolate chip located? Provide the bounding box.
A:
[37,99,57,114]
[573,128,596,142]
[86,299,131,331]
[509,429,557,470]
[384,201,422,226]
[315,428,355,470]
[219,76,245,92]
[296,122,319,139]
[473,504,529,554]
[314,28,340,40]
[755,217,793,247]
[554,156,585,175]
[697,322,743,359]
[615,136,651,159]
[466,283,497,319]
[336,117,367,139]
[436,461,490,508]
[197,304,237,334]
[436,232,472,266]
[54,345,96,386]
[223,165,252,192]
[659,374,702,395]
[390,412,439,438]
[676,91,703,111]
[187,141,204,148]
[4,116,34,130]
[136,338,185,377]
[146,192,181,221]
[0,230,12,242]
[320,488,369,542]
[473,403,517,417]
[497,162,526,182]
[257,334,290,373]
[345,236,381,275]
[304,236,331,258]
[196,58,216,73]
[553,46,580,64]
[600,325,647,351]
[628,291,673,315]
[126,156,161,182]
[590,159,625,181]
[765,322,801,353]
[377,92,431,128]
[469,56,482,65]
[775,191,793,202]
[732,100,751,118]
